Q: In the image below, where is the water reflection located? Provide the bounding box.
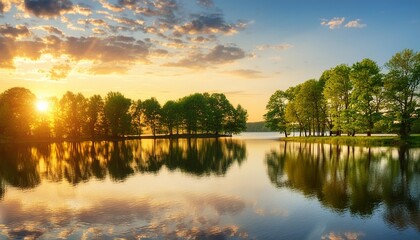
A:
[266,142,420,231]
[1,193,248,239]
[0,138,246,193]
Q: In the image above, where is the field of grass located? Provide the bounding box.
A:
[281,135,420,147]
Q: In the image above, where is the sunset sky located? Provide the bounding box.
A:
[0,0,419,121]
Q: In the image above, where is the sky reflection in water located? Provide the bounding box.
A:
[0,135,419,239]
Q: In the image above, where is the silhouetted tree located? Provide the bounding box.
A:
[86,95,105,137]
[142,97,161,136]
[0,87,36,137]
[104,92,131,137]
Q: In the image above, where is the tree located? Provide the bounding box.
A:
[142,97,161,136]
[130,99,144,135]
[104,92,132,137]
[350,59,384,136]
[0,87,36,137]
[57,91,87,138]
[86,95,105,138]
[323,64,352,135]
[229,104,248,134]
[384,49,420,138]
[161,100,181,135]
[205,93,234,134]
[264,90,289,136]
[181,93,207,134]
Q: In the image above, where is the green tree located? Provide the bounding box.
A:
[181,93,207,134]
[228,104,248,134]
[323,64,352,135]
[57,91,87,138]
[350,59,384,136]
[161,100,181,135]
[86,95,105,138]
[104,92,132,137]
[205,93,234,134]
[130,99,144,135]
[142,97,161,136]
[264,90,289,136]
[384,49,420,138]
[0,87,36,137]
[295,79,325,136]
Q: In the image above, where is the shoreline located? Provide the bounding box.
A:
[0,133,233,144]
[279,135,420,147]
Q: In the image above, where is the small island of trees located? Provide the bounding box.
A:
[264,49,420,139]
[0,89,247,142]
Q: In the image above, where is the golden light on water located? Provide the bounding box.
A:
[36,99,50,113]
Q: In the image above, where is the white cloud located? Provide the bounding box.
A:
[321,17,345,29]
[345,19,367,28]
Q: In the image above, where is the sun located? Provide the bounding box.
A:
[36,99,50,113]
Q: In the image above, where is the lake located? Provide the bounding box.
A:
[0,133,418,239]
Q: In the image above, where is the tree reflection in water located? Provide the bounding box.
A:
[265,142,420,231]
[0,138,246,193]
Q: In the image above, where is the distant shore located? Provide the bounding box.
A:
[0,133,233,144]
[279,135,420,147]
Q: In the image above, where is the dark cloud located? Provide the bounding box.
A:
[0,24,30,38]
[174,13,246,36]
[165,44,246,68]
[0,29,152,74]
[24,0,74,17]
[0,36,44,68]
[40,25,65,36]
[196,0,214,8]
[64,36,149,62]
[0,1,5,14]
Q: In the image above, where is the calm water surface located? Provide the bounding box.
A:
[0,133,418,239]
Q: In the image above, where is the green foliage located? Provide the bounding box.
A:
[104,92,132,137]
[142,97,161,136]
[0,87,36,137]
[384,49,420,138]
[350,59,383,136]
[86,95,104,137]
[265,49,419,138]
[323,64,352,135]
[264,90,289,135]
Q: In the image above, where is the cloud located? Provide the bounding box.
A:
[0,0,12,14]
[174,13,246,36]
[345,19,366,28]
[0,1,5,14]
[165,44,246,68]
[98,0,123,12]
[0,194,249,239]
[0,37,45,68]
[196,0,214,8]
[77,18,110,28]
[321,17,345,29]
[33,25,65,36]
[24,0,74,18]
[223,69,266,79]
[48,62,71,80]
[256,43,293,51]
[0,24,30,38]
[69,4,92,16]
[321,17,367,30]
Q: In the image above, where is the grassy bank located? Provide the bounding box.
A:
[280,135,420,147]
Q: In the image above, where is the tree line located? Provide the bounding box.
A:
[0,89,247,139]
[264,49,420,138]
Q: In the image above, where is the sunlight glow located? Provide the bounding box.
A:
[36,100,50,113]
